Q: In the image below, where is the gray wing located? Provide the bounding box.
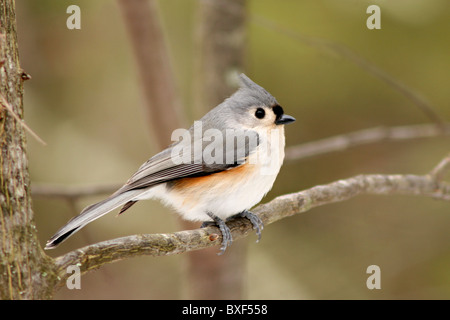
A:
[45,129,259,249]
[116,128,260,193]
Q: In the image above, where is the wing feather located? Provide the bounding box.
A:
[45,129,259,249]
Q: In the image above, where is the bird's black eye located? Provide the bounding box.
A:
[255,108,265,119]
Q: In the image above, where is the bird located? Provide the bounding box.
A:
[45,73,295,254]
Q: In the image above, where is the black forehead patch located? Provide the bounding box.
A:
[272,105,284,119]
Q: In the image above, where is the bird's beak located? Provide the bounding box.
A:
[275,114,296,125]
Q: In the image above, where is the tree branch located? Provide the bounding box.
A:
[117,0,184,147]
[52,168,450,287]
[32,120,449,290]
[0,0,55,299]
[31,183,121,201]
[252,15,447,128]
[31,122,450,201]
[190,0,248,299]
[429,152,450,182]
[0,92,46,145]
[285,123,450,162]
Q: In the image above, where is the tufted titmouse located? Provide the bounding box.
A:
[45,74,295,254]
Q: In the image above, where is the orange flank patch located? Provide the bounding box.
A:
[171,163,257,199]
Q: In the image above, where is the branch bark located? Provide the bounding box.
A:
[0,0,56,300]
[52,170,450,288]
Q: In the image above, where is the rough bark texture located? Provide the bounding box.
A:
[52,172,450,287]
[0,0,56,300]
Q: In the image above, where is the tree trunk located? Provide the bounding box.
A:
[0,0,56,300]
[183,0,248,299]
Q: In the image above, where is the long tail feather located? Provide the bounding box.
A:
[45,190,141,249]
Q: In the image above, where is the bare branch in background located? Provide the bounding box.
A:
[285,123,450,162]
[252,15,447,128]
[189,0,247,299]
[429,152,450,182]
[118,0,247,299]
[31,122,450,201]
[117,0,184,147]
[32,183,121,201]
[192,0,247,118]
[52,154,450,287]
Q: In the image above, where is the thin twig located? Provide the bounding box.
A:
[429,153,450,182]
[0,94,46,145]
[31,183,121,201]
[252,15,446,128]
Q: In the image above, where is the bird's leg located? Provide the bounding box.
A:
[200,221,216,228]
[233,210,264,242]
[202,212,233,255]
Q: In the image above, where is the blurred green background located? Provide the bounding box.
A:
[16,0,450,299]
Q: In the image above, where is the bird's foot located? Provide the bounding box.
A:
[200,220,216,228]
[236,210,264,242]
[203,212,233,255]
